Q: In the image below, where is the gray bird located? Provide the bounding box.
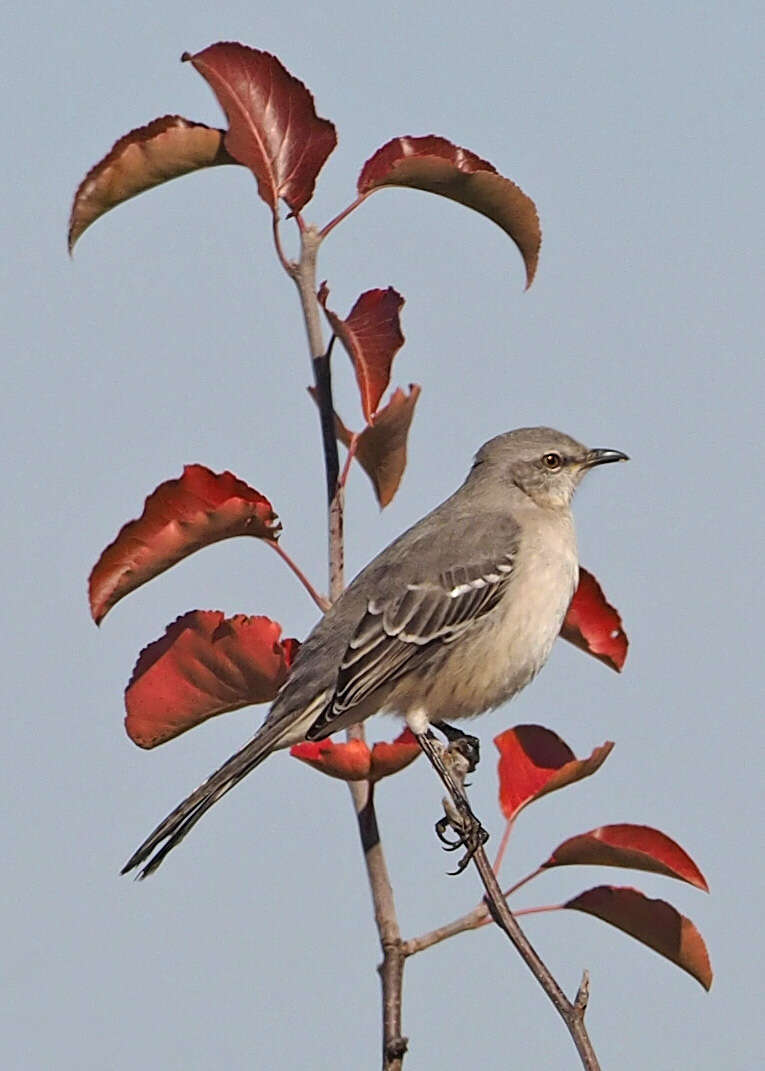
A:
[123,427,627,877]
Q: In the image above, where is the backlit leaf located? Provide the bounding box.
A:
[318,284,405,423]
[183,42,337,214]
[125,611,297,748]
[560,568,628,672]
[495,725,613,821]
[290,728,421,782]
[358,135,540,287]
[68,116,235,252]
[89,465,280,623]
[565,886,713,990]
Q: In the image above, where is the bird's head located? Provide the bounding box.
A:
[470,426,628,510]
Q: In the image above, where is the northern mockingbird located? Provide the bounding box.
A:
[123,426,627,877]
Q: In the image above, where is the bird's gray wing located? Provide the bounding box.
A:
[306,553,515,739]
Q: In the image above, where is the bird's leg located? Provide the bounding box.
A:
[416,731,489,874]
[432,720,481,774]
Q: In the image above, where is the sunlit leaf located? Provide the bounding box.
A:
[560,568,628,672]
[318,283,405,423]
[183,42,337,214]
[89,465,280,623]
[358,135,540,287]
[369,728,422,781]
[495,725,613,822]
[564,886,713,990]
[68,116,235,252]
[125,611,297,748]
[543,824,708,891]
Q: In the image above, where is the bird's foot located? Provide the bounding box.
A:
[435,805,490,874]
[433,721,481,773]
[419,731,489,873]
[426,736,486,869]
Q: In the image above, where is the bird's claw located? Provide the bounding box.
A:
[435,799,489,874]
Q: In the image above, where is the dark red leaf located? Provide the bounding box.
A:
[68,116,236,252]
[358,135,541,288]
[564,886,713,990]
[125,611,296,748]
[89,465,280,624]
[560,567,628,672]
[291,728,421,782]
[309,384,421,508]
[342,386,421,507]
[318,284,405,423]
[495,725,613,822]
[183,43,337,214]
[543,824,708,891]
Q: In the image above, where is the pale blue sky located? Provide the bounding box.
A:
[4,3,763,1068]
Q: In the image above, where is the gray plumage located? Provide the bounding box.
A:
[123,427,627,877]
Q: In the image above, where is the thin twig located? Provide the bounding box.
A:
[402,864,553,956]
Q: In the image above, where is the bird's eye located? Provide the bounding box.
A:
[542,452,563,471]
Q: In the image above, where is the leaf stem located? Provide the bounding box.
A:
[319,193,369,240]
[267,541,330,612]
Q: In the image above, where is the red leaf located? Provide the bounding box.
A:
[543,824,708,891]
[68,116,236,253]
[318,284,405,423]
[495,725,613,822]
[565,886,713,990]
[358,135,541,288]
[560,568,628,672]
[183,43,337,215]
[125,611,296,748]
[291,728,421,782]
[89,465,280,624]
[369,728,422,781]
[290,738,372,781]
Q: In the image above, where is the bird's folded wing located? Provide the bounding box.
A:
[307,555,515,738]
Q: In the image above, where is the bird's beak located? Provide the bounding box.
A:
[581,448,630,469]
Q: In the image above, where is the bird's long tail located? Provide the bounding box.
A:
[121,720,290,879]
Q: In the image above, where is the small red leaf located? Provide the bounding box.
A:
[290,738,372,781]
[565,886,713,990]
[560,568,628,672]
[318,284,405,423]
[543,825,708,891]
[89,465,280,624]
[369,728,422,781]
[291,728,421,782]
[495,725,613,822]
[125,611,295,748]
[183,43,337,214]
[68,116,236,252]
[309,384,421,508]
[358,135,541,288]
